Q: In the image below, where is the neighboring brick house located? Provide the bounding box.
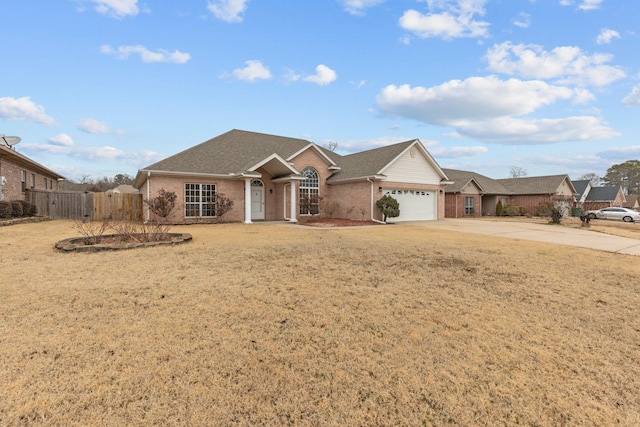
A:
[0,141,65,202]
[133,129,451,224]
[572,179,626,211]
[623,194,639,211]
[443,169,511,217]
[496,175,577,216]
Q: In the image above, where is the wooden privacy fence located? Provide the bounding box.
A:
[25,190,143,221]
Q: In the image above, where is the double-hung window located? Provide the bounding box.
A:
[21,171,26,192]
[185,183,216,217]
[464,196,474,215]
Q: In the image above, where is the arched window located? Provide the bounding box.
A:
[299,167,319,215]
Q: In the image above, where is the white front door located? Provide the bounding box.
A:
[251,182,265,220]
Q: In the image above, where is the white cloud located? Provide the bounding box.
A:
[231,60,272,82]
[303,64,338,86]
[622,86,640,106]
[77,118,124,134]
[339,0,385,16]
[456,116,619,144]
[376,76,576,125]
[208,0,249,23]
[559,0,605,11]
[100,45,191,64]
[399,0,489,40]
[375,76,617,144]
[485,42,626,86]
[87,0,140,18]
[597,146,640,160]
[49,133,74,147]
[430,145,489,158]
[284,69,301,83]
[22,141,164,164]
[0,96,56,126]
[512,12,531,29]
[596,28,620,45]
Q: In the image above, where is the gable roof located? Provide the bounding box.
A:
[496,174,576,195]
[443,169,511,194]
[571,180,590,198]
[585,186,623,202]
[140,129,317,177]
[326,139,449,183]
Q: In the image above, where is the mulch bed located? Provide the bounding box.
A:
[300,218,381,227]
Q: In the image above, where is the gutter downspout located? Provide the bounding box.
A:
[367,177,386,224]
[146,171,151,222]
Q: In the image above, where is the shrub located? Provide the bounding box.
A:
[320,199,340,218]
[213,193,234,220]
[376,194,400,223]
[0,201,11,218]
[536,200,563,224]
[19,200,36,217]
[145,189,177,222]
[496,200,504,216]
[504,202,523,217]
[11,201,23,218]
[346,206,355,219]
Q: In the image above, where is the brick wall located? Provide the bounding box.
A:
[445,194,482,218]
[0,156,58,202]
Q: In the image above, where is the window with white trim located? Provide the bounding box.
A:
[185,183,216,217]
[464,196,474,215]
[299,167,319,215]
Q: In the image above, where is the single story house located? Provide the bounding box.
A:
[444,170,576,217]
[133,129,451,224]
[496,175,577,216]
[572,179,626,212]
[0,140,65,202]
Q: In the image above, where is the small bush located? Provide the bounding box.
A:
[320,199,340,218]
[19,200,36,217]
[213,192,234,220]
[0,201,11,218]
[376,194,400,223]
[504,202,523,216]
[11,201,23,218]
[496,200,504,216]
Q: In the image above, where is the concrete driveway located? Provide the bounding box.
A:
[413,219,640,256]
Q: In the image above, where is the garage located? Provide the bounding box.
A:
[382,189,436,222]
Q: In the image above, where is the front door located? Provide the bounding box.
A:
[251,180,265,220]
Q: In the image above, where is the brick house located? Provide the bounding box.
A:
[443,169,511,217]
[133,129,451,224]
[572,179,626,211]
[444,170,578,217]
[0,141,65,202]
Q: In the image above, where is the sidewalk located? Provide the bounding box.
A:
[413,219,640,256]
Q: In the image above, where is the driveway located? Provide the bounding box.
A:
[413,219,640,256]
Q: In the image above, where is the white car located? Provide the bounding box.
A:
[587,207,640,223]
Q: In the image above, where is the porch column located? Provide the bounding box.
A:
[244,178,252,224]
[289,181,298,223]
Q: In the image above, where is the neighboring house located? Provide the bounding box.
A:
[108,184,139,194]
[442,169,511,217]
[572,179,626,211]
[0,142,65,202]
[623,195,639,211]
[496,175,577,216]
[133,129,451,224]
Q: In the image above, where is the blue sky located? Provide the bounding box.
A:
[1,0,639,182]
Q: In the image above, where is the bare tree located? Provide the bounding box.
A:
[580,172,601,186]
[325,141,338,152]
[509,166,527,178]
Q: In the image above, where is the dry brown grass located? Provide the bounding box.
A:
[2,220,640,426]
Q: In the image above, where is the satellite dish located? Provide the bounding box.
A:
[1,135,21,147]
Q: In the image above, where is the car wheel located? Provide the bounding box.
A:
[623,216,633,223]
[587,213,596,220]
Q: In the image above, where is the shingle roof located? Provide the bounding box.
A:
[141,129,313,175]
[442,169,511,194]
[0,144,65,180]
[496,175,574,195]
[585,186,622,202]
[326,140,415,182]
[623,194,639,208]
[571,180,590,197]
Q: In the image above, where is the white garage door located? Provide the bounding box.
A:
[383,189,436,222]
